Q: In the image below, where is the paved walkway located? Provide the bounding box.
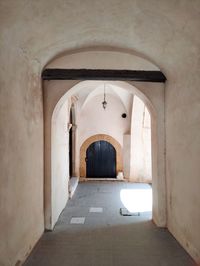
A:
[24,182,195,266]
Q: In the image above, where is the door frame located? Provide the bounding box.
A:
[86,140,117,178]
[80,134,122,178]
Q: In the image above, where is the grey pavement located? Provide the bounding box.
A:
[24,182,196,266]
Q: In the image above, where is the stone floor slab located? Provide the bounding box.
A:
[70,217,85,224]
[89,207,103,213]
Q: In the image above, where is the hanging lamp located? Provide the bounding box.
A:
[102,83,107,110]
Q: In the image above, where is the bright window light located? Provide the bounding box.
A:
[120,188,152,213]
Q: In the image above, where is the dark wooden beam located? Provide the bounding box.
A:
[42,69,166,82]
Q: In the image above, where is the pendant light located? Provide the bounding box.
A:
[102,83,107,110]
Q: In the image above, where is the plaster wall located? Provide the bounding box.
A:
[165,69,200,262]
[51,100,70,228]
[143,107,152,180]
[78,94,130,147]
[1,1,200,264]
[0,50,44,265]
[123,135,131,179]
[128,81,165,227]
[43,80,78,229]
[130,96,152,182]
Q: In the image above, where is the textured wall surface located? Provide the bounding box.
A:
[0,0,200,265]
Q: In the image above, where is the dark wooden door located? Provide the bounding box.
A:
[86,140,116,178]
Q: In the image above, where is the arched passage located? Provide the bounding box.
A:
[46,80,165,229]
[43,49,166,230]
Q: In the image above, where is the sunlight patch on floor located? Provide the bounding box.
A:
[120,187,152,213]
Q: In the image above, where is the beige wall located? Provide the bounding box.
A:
[43,80,78,229]
[131,95,152,182]
[51,100,70,228]
[165,68,200,261]
[0,48,44,265]
[78,94,130,147]
[0,1,200,265]
[123,135,131,179]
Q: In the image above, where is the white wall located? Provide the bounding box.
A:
[43,80,78,230]
[123,135,131,179]
[78,94,130,147]
[130,95,152,182]
[51,100,70,228]
[142,107,152,179]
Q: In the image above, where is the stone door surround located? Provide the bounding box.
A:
[80,134,122,178]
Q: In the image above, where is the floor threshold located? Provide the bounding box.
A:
[80,177,125,181]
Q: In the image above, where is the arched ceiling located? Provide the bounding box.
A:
[1,0,199,77]
[54,80,156,121]
[45,50,160,70]
[71,81,133,113]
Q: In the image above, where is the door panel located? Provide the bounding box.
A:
[86,140,116,178]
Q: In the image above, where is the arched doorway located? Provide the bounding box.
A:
[86,140,116,178]
[80,133,122,179]
[43,50,166,230]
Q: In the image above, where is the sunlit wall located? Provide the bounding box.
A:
[130,95,152,182]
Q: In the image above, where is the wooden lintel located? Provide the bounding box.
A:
[42,69,166,83]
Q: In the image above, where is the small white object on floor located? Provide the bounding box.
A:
[89,207,103,213]
[117,171,124,180]
[70,217,85,224]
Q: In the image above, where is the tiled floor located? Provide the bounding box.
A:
[24,182,196,266]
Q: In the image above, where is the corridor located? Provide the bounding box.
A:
[24,182,195,266]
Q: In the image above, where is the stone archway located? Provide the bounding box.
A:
[80,134,123,178]
[43,50,166,229]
